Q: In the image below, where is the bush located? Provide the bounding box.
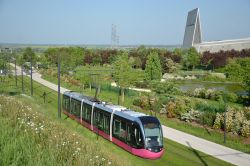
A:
[213,113,222,129]
[213,107,250,137]
[150,81,181,95]
[163,97,191,118]
[195,101,224,113]
[224,92,239,103]
[166,101,176,118]
[189,88,222,101]
[199,111,216,127]
[158,95,174,105]
[180,109,201,122]
[133,98,141,107]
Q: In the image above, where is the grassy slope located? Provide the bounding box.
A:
[0,76,233,166]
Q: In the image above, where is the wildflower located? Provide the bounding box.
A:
[102,158,105,161]
[108,161,112,165]
[95,155,99,159]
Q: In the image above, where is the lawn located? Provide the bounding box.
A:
[0,76,233,166]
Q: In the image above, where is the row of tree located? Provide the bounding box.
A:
[201,49,250,69]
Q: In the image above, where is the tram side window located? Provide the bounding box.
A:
[103,115,110,134]
[113,119,121,137]
[131,125,144,149]
[71,99,81,117]
[93,109,102,128]
[83,104,91,123]
[113,118,127,141]
[98,112,104,130]
[127,124,132,144]
[63,96,70,112]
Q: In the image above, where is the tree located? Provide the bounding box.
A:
[185,47,201,70]
[23,47,36,63]
[44,48,58,64]
[113,52,135,104]
[145,52,162,81]
[224,58,243,81]
[164,58,176,73]
[241,58,250,105]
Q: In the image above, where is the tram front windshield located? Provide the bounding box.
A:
[140,117,163,149]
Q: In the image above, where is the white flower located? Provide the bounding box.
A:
[102,158,105,161]
[95,155,99,159]
[108,161,112,165]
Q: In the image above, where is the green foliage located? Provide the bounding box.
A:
[44,47,84,71]
[198,111,217,127]
[150,81,181,95]
[182,47,201,70]
[224,58,244,81]
[195,100,224,113]
[145,52,162,81]
[113,52,133,88]
[113,52,139,104]
[22,47,36,63]
[0,59,7,70]
[164,58,176,73]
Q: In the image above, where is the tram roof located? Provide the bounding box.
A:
[63,91,148,121]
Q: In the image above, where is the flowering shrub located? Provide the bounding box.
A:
[180,109,201,122]
[189,88,220,100]
[213,107,250,137]
[188,88,239,103]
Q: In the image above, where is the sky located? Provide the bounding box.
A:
[0,0,250,45]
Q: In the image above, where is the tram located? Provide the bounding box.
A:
[62,91,164,159]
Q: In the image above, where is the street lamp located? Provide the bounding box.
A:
[58,54,61,119]
[223,94,227,144]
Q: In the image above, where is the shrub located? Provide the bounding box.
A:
[166,101,176,118]
[195,101,224,113]
[223,92,239,103]
[244,107,250,120]
[241,120,250,137]
[213,107,250,137]
[150,81,181,95]
[199,111,216,127]
[213,113,222,129]
[174,99,189,117]
[133,98,141,107]
[180,109,201,122]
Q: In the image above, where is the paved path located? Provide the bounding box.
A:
[10,63,250,166]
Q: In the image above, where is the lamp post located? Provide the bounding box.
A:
[223,94,227,144]
[58,54,61,119]
[21,64,24,93]
[30,59,33,96]
[14,58,17,87]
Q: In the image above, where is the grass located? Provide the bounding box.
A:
[38,72,250,153]
[0,95,115,166]
[0,76,233,166]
